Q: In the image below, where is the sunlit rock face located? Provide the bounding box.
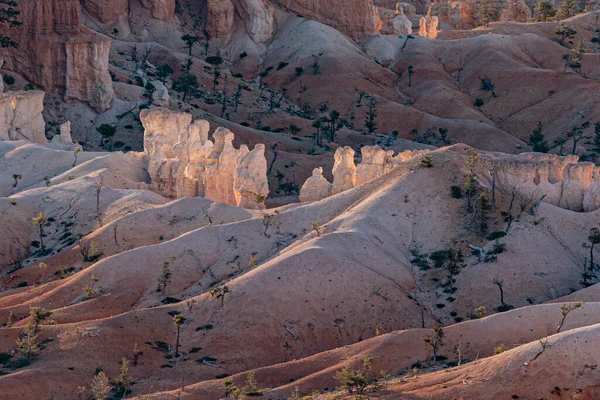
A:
[141,109,269,209]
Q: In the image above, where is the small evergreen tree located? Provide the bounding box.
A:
[181,34,199,56]
[29,306,52,333]
[73,147,81,167]
[156,64,174,83]
[172,73,199,102]
[173,313,185,357]
[364,97,378,135]
[90,371,111,400]
[12,173,21,187]
[0,0,21,48]
[535,0,556,21]
[555,24,577,45]
[132,342,143,366]
[407,65,415,87]
[96,124,116,151]
[143,81,156,101]
[16,321,39,360]
[528,122,549,153]
[556,0,579,20]
[422,326,445,362]
[32,212,47,251]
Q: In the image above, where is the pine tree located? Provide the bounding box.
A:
[555,24,577,45]
[364,97,377,135]
[90,371,111,400]
[181,34,199,56]
[528,122,549,153]
[0,0,21,48]
[556,0,579,20]
[16,321,39,360]
[173,313,185,357]
[29,306,52,333]
[32,212,47,251]
[535,0,556,21]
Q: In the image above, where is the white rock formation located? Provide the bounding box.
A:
[235,144,270,209]
[355,146,395,186]
[393,6,413,35]
[141,109,269,209]
[237,0,275,43]
[50,121,75,146]
[0,91,46,144]
[490,153,600,212]
[300,145,426,203]
[151,80,170,107]
[332,147,357,195]
[299,167,332,202]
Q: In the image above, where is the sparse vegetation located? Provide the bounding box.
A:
[16,321,39,360]
[557,302,581,333]
[83,275,100,299]
[32,212,47,252]
[422,326,445,363]
[156,260,172,296]
[420,155,434,168]
[173,313,185,357]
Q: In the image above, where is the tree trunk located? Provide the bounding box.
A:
[39,226,45,251]
[175,326,180,357]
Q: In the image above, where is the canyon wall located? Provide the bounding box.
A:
[0,0,114,112]
[141,109,269,209]
[0,91,46,144]
[207,0,380,40]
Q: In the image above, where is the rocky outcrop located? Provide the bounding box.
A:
[82,0,128,24]
[393,6,413,35]
[332,146,357,195]
[141,109,269,209]
[206,0,236,38]
[235,144,269,209]
[500,0,531,22]
[491,153,600,212]
[0,91,46,144]
[276,0,381,38]
[65,34,114,113]
[140,0,176,22]
[237,0,275,43]
[150,80,170,107]
[299,167,332,202]
[51,121,73,145]
[300,145,427,202]
[419,15,439,38]
[428,0,462,27]
[204,128,240,206]
[0,0,114,113]
[355,146,394,186]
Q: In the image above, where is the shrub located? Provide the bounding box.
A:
[3,74,15,85]
[487,231,506,240]
[205,56,223,65]
[474,98,484,107]
[277,61,289,70]
[420,155,434,168]
[450,185,463,199]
